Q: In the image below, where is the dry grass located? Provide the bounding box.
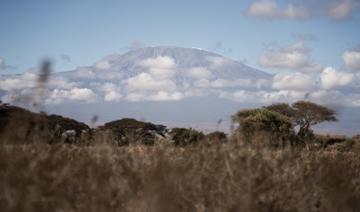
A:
[0,140,359,212]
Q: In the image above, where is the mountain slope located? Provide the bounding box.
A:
[47,46,273,103]
[89,46,270,79]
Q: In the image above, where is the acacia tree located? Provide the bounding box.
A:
[265,101,337,138]
[292,101,337,137]
[264,103,296,119]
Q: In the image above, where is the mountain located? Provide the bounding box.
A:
[43,46,273,105]
[54,46,272,101]
[60,46,270,80]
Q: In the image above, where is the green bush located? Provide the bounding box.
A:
[205,131,227,143]
[232,108,293,146]
[100,118,167,145]
[170,128,205,146]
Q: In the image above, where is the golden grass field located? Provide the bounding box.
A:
[0,138,359,212]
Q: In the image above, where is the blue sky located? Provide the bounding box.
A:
[1,0,360,74]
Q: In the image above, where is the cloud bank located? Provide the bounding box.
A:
[343,47,360,71]
[328,0,359,20]
[245,0,360,20]
[246,0,311,20]
[259,42,322,72]
[1,49,360,109]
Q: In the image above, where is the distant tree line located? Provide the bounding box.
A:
[1,100,357,150]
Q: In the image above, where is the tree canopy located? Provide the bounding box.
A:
[292,101,337,137]
[170,128,205,146]
[100,118,167,145]
[265,101,337,137]
[264,103,296,120]
[232,108,293,145]
[233,101,338,146]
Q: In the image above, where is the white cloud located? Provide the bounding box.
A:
[124,93,145,102]
[208,79,230,88]
[296,63,323,73]
[0,72,37,90]
[259,42,322,72]
[260,50,308,69]
[213,79,253,88]
[307,89,360,106]
[187,67,212,79]
[246,0,311,20]
[123,91,183,102]
[100,83,122,102]
[320,67,354,89]
[49,87,97,103]
[104,91,122,102]
[72,67,96,79]
[97,71,123,80]
[140,56,176,69]
[148,91,184,101]
[342,49,360,71]
[214,74,352,107]
[193,79,211,88]
[206,56,230,67]
[0,72,83,105]
[219,89,309,104]
[0,78,31,91]
[193,78,255,89]
[95,60,111,70]
[140,56,177,79]
[49,77,77,89]
[149,68,176,79]
[100,82,117,92]
[68,88,97,101]
[272,72,316,91]
[126,72,177,91]
[328,0,359,20]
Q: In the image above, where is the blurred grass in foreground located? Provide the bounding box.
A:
[0,141,359,212]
